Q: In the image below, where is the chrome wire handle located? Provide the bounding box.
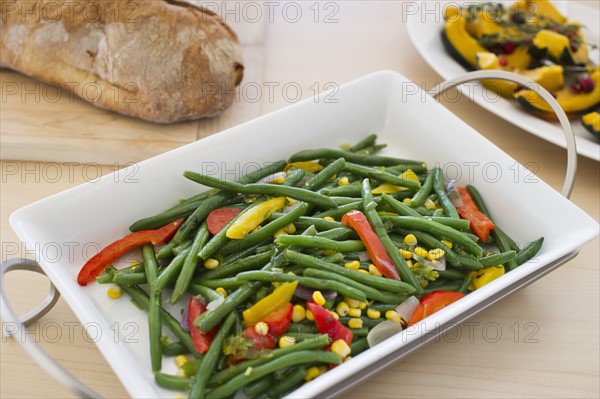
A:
[0,70,577,399]
[428,70,577,198]
[0,259,100,398]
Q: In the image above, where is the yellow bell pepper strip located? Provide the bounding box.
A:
[371,169,419,194]
[243,281,298,326]
[469,265,505,290]
[226,197,287,239]
[284,161,324,173]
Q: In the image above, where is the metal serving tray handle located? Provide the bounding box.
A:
[0,70,577,398]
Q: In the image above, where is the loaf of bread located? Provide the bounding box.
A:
[0,0,244,123]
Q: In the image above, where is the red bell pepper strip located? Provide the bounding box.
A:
[227,303,292,362]
[77,218,184,286]
[188,296,218,354]
[407,290,465,327]
[307,301,353,345]
[207,208,242,235]
[341,210,401,280]
[456,187,496,242]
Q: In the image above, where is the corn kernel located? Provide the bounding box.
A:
[403,198,412,204]
[428,248,445,261]
[336,301,350,316]
[130,260,141,266]
[176,368,187,378]
[424,198,436,210]
[348,318,363,329]
[414,247,429,258]
[385,310,402,323]
[399,249,413,260]
[348,308,361,317]
[279,336,296,348]
[358,301,367,310]
[358,269,370,275]
[273,228,287,238]
[244,367,253,376]
[107,285,122,299]
[174,355,188,368]
[367,308,381,319]
[331,339,351,358]
[292,305,306,323]
[306,309,314,321]
[318,365,328,374]
[338,177,349,186]
[404,234,418,246]
[204,258,220,270]
[323,216,335,221]
[312,291,326,306]
[344,297,360,308]
[368,264,382,277]
[254,322,269,336]
[441,240,453,249]
[286,197,299,205]
[406,259,414,268]
[329,310,340,320]
[305,366,322,381]
[344,261,360,270]
[284,223,296,234]
[215,287,228,297]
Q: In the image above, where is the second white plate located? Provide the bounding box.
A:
[407,1,600,162]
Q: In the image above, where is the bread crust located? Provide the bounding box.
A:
[1,0,244,123]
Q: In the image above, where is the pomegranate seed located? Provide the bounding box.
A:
[499,56,508,67]
[570,83,582,94]
[570,44,579,53]
[579,76,595,93]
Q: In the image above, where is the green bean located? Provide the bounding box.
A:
[384,216,483,257]
[208,334,330,387]
[433,167,459,219]
[349,134,378,152]
[316,227,354,242]
[339,316,385,329]
[129,199,204,232]
[423,282,462,294]
[349,327,369,337]
[276,235,364,253]
[254,367,308,399]
[321,183,362,197]
[304,158,345,191]
[195,281,262,333]
[220,202,310,257]
[350,337,369,356]
[291,216,350,231]
[302,269,407,304]
[192,278,245,290]
[221,239,270,265]
[345,163,421,191]
[162,342,189,356]
[288,147,424,167]
[516,237,544,266]
[453,254,484,271]
[202,251,272,280]
[381,193,421,217]
[410,170,435,208]
[354,143,388,156]
[479,250,516,267]
[117,284,199,357]
[189,313,237,399]
[198,204,253,261]
[155,372,191,391]
[113,272,147,285]
[156,241,177,260]
[173,241,192,255]
[188,284,223,302]
[171,223,209,304]
[369,303,400,313]
[285,323,319,335]
[427,217,471,231]
[142,245,162,372]
[331,196,363,205]
[243,375,273,398]
[437,269,467,280]
[96,274,114,284]
[458,275,472,294]
[283,168,305,187]
[235,271,368,301]
[155,246,191,292]
[361,180,422,293]
[314,200,362,219]
[206,351,342,399]
[285,250,416,294]
[183,172,338,209]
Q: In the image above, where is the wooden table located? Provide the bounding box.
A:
[1,2,599,398]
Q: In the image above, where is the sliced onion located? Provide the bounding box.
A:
[395,296,419,324]
[424,256,446,271]
[207,295,225,311]
[293,285,337,301]
[257,171,287,184]
[367,320,403,347]
[181,306,190,332]
[358,251,371,262]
